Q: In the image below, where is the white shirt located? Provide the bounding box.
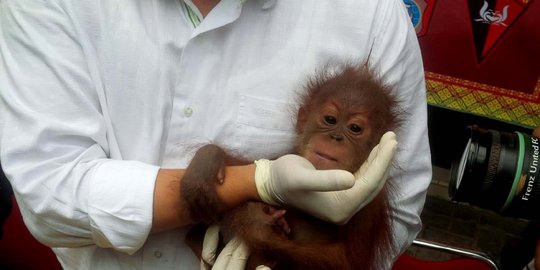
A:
[0,0,432,269]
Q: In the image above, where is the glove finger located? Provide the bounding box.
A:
[366,131,396,164]
[346,132,397,210]
[291,169,355,191]
[310,132,396,224]
[272,155,354,191]
[212,237,249,270]
[256,265,272,270]
[202,225,221,266]
[356,131,397,182]
[225,239,250,269]
[212,238,238,270]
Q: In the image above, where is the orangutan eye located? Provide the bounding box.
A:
[349,124,363,134]
[324,115,337,125]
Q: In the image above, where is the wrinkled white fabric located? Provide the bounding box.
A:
[0,0,432,269]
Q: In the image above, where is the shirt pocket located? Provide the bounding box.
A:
[230,95,297,161]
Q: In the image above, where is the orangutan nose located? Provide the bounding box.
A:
[329,133,344,141]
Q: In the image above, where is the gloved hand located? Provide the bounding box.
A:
[200,225,220,269]
[199,225,249,270]
[201,225,269,270]
[255,131,397,224]
[212,236,249,270]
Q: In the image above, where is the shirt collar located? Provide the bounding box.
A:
[183,0,278,37]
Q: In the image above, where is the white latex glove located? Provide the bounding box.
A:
[200,225,250,270]
[212,237,250,270]
[201,225,271,270]
[200,225,220,270]
[255,131,397,224]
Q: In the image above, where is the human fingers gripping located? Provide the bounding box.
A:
[320,131,398,224]
[365,131,397,165]
[288,168,355,191]
[291,190,359,225]
[255,154,355,206]
[259,133,396,225]
[212,237,249,270]
[271,155,355,191]
[201,225,220,267]
[355,131,397,185]
[342,132,397,212]
[224,238,249,270]
[376,131,398,165]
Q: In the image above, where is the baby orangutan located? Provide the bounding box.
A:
[181,63,401,270]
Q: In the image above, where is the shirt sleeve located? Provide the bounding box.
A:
[370,0,433,262]
[0,0,159,254]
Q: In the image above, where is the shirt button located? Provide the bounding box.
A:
[262,0,277,9]
[184,107,194,117]
[154,250,162,258]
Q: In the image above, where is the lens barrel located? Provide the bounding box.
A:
[449,126,540,219]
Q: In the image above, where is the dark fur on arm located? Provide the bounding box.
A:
[181,144,227,224]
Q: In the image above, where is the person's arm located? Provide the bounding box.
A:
[368,0,433,261]
[0,0,161,254]
[151,165,258,233]
[1,0,396,256]
[1,0,253,252]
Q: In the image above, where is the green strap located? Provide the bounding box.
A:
[184,2,202,28]
[502,132,525,211]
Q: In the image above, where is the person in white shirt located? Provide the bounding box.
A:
[0,0,431,269]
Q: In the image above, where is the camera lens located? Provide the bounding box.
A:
[449,126,540,219]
